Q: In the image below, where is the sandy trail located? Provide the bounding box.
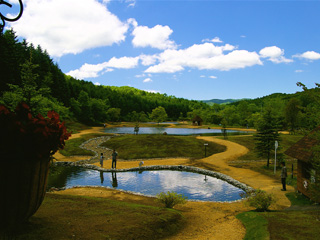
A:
[55,128,292,239]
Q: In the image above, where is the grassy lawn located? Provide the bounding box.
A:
[236,211,269,240]
[13,193,183,240]
[101,134,226,160]
[237,192,320,240]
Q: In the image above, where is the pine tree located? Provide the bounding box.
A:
[255,109,280,167]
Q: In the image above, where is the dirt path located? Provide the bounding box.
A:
[54,129,293,239]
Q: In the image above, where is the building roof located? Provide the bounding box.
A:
[284,127,320,163]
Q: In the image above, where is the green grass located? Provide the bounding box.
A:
[262,210,320,240]
[101,134,226,160]
[12,193,183,240]
[237,192,320,240]
[60,133,110,156]
[285,192,314,206]
[64,121,90,134]
[236,211,269,240]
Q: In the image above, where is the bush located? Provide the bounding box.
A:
[156,191,187,208]
[244,189,275,212]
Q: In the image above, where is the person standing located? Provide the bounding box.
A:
[281,162,287,191]
[100,153,104,167]
[112,149,118,169]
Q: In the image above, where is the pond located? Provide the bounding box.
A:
[104,127,247,136]
[48,166,245,202]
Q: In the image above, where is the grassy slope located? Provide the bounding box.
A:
[101,135,226,160]
[14,194,183,240]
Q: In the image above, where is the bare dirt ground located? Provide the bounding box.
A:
[55,126,293,240]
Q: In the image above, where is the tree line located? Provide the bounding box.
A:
[0,30,206,124]
[1,29,318,132]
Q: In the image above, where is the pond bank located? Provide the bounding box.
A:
[53,125,292,239]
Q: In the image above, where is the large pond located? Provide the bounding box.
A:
[48,166,245,202]
[104,127,247,136]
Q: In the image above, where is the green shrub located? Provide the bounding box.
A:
[156,191,187,208]
[244,189,275,212]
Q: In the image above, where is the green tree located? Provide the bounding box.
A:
[150,106,168,125]
[107,108,121,122]
[285,98,301,134]
[255,109,280,167]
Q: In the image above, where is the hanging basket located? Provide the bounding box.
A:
[0,155,51,230]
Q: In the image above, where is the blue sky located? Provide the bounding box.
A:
[6,0,320,100]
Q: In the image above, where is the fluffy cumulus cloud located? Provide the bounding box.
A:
[9,0,128,57]
[294,51,320,61]
[145,42,262,73]
[259,46,293,63]
[132,24,177,50]
[67,56,139,79]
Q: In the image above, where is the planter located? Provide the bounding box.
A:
[0,155,51,230]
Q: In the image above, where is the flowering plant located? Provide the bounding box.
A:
[0,102,71,160]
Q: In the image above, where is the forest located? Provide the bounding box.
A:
[1,29,319,132]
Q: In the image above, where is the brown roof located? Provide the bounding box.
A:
[284,126,320,162]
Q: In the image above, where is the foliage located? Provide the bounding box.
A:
[255,109,281,167]
[3,30,320,131]
[150,106,168,124]
[244,189,275,212]
[156,191,187,208]
[0,102,71,159]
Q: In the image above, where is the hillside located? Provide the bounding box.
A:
[201,99,244,105]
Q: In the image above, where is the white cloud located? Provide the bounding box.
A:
[259,46,293,63]
[140,54,158,66]
[295,70,304,73]
[125,0,136,7]
[94,82,101,86]
[10,0,128,57]
[105,56,139,69]
[143,78,152,83]
[294,51,320,61]
[66,56,138,79]
[202,37,223,43]
[145,42,261,73]
[200,75,206,78]
[209,76,217,79]
[132,24,177,50]
[66,63,113,79]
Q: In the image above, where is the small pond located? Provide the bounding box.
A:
[104,127,247,136]
[48,166,245,202]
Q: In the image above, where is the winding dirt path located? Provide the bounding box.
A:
[55,128,293,239]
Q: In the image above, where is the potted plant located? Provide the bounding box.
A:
[0,102,71,231]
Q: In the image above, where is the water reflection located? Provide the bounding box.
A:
[111,172,118,188]
[48,166,245,202]
[104,127,247,136]
[100,171,104,184]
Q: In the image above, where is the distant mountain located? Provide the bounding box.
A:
[201,99,247,105]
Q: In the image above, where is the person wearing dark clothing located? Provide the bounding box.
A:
[112,149,118,169]
[281,162,287,191]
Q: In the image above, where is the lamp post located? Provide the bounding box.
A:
[204,143,208,157]
[274,140,278,175]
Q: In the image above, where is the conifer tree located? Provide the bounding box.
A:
[255,108,280,167]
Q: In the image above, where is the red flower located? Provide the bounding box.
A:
[0,102,71,160]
